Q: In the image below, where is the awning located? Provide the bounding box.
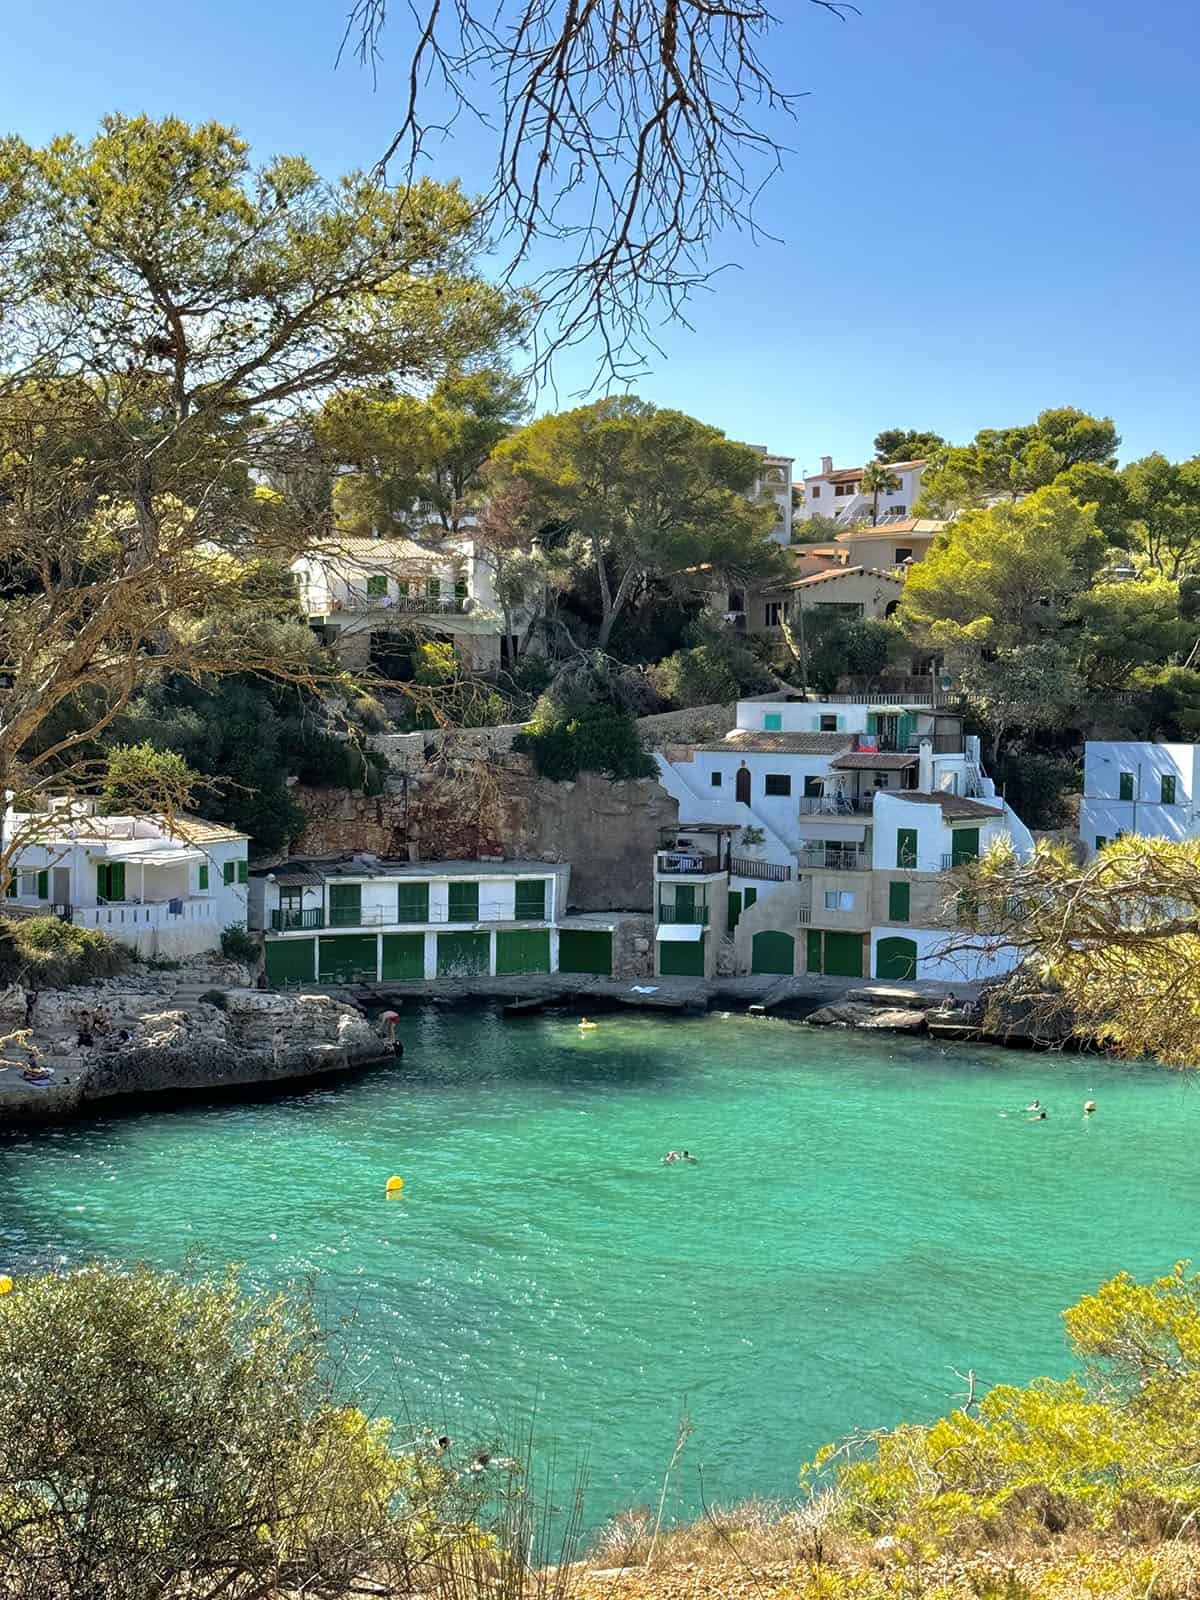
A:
[830,752,917,771]
[655,924,706,942]
[103,848,203,865]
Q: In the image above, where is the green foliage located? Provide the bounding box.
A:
[100,742,198,816]
[789,614,893,696]
[791,513,849,544]
[0,916,128,987]
[1074,575,1189,693]
[809,1265,1200,1550]
[219,923,259,963]
[0,1263,500,1600]
[873,428,946,463]
[988,750,1079,830]
[1129,666,1200,739]
[859,461,902,524]
[515,695,655,781]
[917,409,1119,518]
[1069,453,1200,578]
[650,627,775,708]
[955,643,1083,762]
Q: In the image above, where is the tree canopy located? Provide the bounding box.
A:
[872,427,945,463]
[916,408,1119,517]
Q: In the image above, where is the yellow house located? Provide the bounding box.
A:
[832,518,945,571]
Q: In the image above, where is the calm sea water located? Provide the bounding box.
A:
[2,1009,1198,1532]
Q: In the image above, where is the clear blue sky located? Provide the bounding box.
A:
[6,0,1199,472]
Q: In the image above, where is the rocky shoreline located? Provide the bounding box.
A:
[0,965,396,1125]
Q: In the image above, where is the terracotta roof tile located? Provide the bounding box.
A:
[693,731,854,755]
[889,792,1004,820]
[830,752,918,771]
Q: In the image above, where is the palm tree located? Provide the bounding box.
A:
[859,462,902,526]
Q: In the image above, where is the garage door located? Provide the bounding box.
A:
[381,933,425,981]
[496,929,551,975]
[823,931,864,978]
[437,930,491,977]
[876,936,918,981]
[264,937,315,987]
[558,929,612,976]
[318,934,378,984]
[659,933,706,977]
[751,930,794,974]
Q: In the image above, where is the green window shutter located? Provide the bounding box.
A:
[1118,771,1134,801]
[888,880,910,921]
[514,879,547,920]
[1095,835,1107,851]
[237,859,248,884]
[1161,774,1177,804]
[36,870,48,899]
[198,863,209,891]
[397,578,410,597]
[454,576,468,600]
[743,886,757,910]
[727,890,742,933]
[806,928,822,973]
[448,881,479,922]
[897,828,917,869]
[396,882,430,922]
[223,860,235,885]
[111,863,125,900]
[329,883,362,926]
[366,573,388,596]
[763,712,782,732]
[951,827,980,867]
[897,714,914,749]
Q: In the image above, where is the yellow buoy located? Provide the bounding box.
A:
[0,1276,12,1296]
[385,1175,404,1195]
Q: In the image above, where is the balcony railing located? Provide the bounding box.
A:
[796,845,870,872]
[869,733,963,754]
[796,906,812,925]
[941,853,979,871]
[272,907,325,931]
[267,899,550,933]
[325,592,469,616]
[730,856,791,881]
[657,902,710,924]
[656,851,722,876]
[798,796,874,815]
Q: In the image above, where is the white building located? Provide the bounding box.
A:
[796,456,928,529]
[653,694,1034,982]
[2,801,248,958]
[292,535,536,674]
[748,446,796,544]
[1080,742,1200,854]
[252,856,623,984]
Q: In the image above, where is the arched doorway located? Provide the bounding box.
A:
[876,936,918,980]
[735,765,751,805]
[751,930,794,974]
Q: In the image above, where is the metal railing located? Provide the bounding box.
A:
[797,845,870,872]
[656,852,722,876]
[798,796,873,815]
[657,901,710,924]
[326,592,469,616]
[272,907,325,931]
[729,856,791,881]
[941,853,979,871]
[268,899,548,932]
[796,906,812,925]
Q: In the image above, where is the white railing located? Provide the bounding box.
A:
[325,592,469,616]
[74,899,219,931]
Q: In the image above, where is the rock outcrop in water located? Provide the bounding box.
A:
[0,971,391,1123]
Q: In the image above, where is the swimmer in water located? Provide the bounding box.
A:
[662,1150,681,1164]
[681,1150,697,1163]
[578,1017,598,1030]
[1025,1099,1041,1112]
[1029,1110,1047,1121]
[1084,1100,1096,1115]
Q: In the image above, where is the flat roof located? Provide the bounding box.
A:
[256,857,563,882]
[830,752,918,771]
[889,792,1003,820]
[695,732,854,755]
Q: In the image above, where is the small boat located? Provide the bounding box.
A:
[502,996,552,1018]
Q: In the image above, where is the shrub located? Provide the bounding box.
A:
[650,630,774,709]
[0,916,129,987]
[219,922,260,964]
[515,697,655,781]
[989,751,1080,830]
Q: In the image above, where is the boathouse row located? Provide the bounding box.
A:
[249,858,640,985]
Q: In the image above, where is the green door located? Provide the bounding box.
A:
[727,890,742,933]
[381,933,425,980]
[317,933,377,983]
[951,827,980,867]
[437,930,490,976]
[751,930,794,974]
[806,928,822,973]
[896,713,915,750]
[558,929,612,975]
[659,933,706,976]
[447,881,480,922]
[896,828,917,869]
[496,929,551,975]
[823,931,864,977]
[328,882,362,927]
[876,936,918,980]
[264,937,316,986]
[673,884,696,921]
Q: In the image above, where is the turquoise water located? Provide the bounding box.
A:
[2,1009,1199,1533]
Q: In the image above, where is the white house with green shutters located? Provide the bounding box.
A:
[1,799,249,958]
[1080,741,1200,855]
[250,855,620,985]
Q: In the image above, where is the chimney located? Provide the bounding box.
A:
[820,455,833,476]
[918,739,934,793]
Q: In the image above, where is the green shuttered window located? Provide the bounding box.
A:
[888,880,910,921]
[514,879,547,920]
[1119,771,1134,801]
[896,828,917,869]
[97,862,126,901]
[448,881,479,922]
[198,864,209,891]
[396,882,430,923]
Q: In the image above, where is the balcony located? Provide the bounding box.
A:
[324,592,469,616]
[941,853,979,871]
[74,898,219,932]
[798,796,874,815]
[271,907,325,931]
[796,845,870,872]
[267,899,550,933]
[729,855,791,881]
[657,901,711,925]
[656,851,722,876]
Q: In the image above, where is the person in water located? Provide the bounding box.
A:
[1084,1100,1096,1115]
[1029,1110,1047,1121]
[578,1017,597,1030]
[1025,1099,1041,1112]
[662,1150,680,1163]
[681,1150,697,1163]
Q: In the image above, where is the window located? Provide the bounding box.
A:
[1118,770,1134,801]
[5,875,14,898]
[803,775,823,798]
[810,485,820,498]
[873,772,890,788]
[96,862,126,901]
[711,771,722,787]
[764,774,791,797]
[36,870,48,900]
[1161,774,1177,804]
[743,887,757,910]
[824,890,854,912]
[889,880,910,921]
[834,482,858,497]
[763,712,783,732]
[329,882,362,926]
[819,714,839,731]
[366,573,388,597]
[397,579,410,597]
[894,548,913,563]
[764,602,783,627]
[223,860,235,886]
[237,860,248,884]
[448,881,479,922]
[1095,835,1108,851]
[515,879,547,920]
[19,872,36,898]
[198,864,209,891]
[728,589,745,612]
[896,828,917,869]
[454,576,468,601]
[396,881,430,922]
[888,505,907,517]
